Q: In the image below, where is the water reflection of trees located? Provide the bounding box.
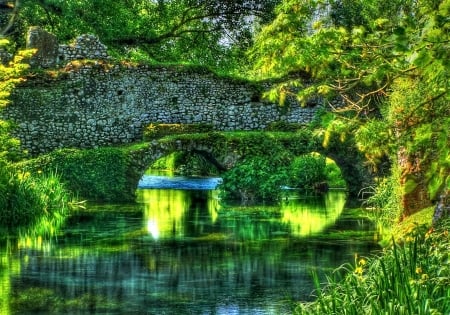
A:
[281,191,346,236]
[1,190,379,313]
[139,189,347,240]
[138,189,220,239]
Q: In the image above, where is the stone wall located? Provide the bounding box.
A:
[3,62,319,155]
[26,27,109,68]
[57,34,109,64]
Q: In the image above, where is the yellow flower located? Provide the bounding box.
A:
[359,258,367,266]
[355,266,363,275]
[421,274,429,281]
[17,171,31,180]
[415,267,422,274]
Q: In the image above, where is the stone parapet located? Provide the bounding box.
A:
[4,62,319,155]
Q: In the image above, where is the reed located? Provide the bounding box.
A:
[296,219,450,314]
[0,168,71,236]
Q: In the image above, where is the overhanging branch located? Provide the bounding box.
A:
[0,0,19,37]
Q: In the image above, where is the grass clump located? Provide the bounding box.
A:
[295,216,450,315]
[0,163,71,237]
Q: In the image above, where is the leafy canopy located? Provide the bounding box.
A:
[13,0,279,72]
[0,39,33,162]
[249,0,449,204]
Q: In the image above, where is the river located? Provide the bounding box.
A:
[0,174,379,314]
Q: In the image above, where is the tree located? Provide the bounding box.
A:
[0,0,19,36]
[249,0,449,219]
[14,0,279,72]
[0,38,32,161]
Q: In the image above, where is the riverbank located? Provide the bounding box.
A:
[294,207,450,314]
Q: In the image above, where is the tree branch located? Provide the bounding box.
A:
[0,0,19,37]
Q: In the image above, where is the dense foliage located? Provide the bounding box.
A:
[220,155,290,201]
[290,153,327,189]
[296,217,450,314]
[218,132,345,201]
[17,147,131,202]
[250,0,449,219]
[0,164,70,237]
[0,40,31,162]
[6,0,279,73]
[0,39,71,236]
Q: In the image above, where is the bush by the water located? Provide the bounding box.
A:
[0,162,70,236]
[295,218,450,314]
[16,147,130,202]
[289,153,327,190]
[220,151,342,201]
[220,156,290,201]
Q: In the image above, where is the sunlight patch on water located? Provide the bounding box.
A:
[281,191,346,236]
[147,219,160,240]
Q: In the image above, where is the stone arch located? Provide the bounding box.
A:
[125,133,373,198]
[125,137,230,193]
[278,139,372,197]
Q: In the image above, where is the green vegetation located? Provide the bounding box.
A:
[246,0,449,311]
[143,123,214,140]
[295,217,450,315]
[144,130,347,201]
[220,151,345,201]
[364,167,403,228]
[0,41,71,237]
[0,0,448,312]
[250,0,449,220]
[220,155,290,201]
[325,158,346,188]
[17,147,131,202]
[13,0,279,74]
[290,153,327,189]
[0,164,71,238]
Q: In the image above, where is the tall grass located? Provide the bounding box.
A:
[365,166,403,228]
[295,219,450,314]
[0,167,72,237]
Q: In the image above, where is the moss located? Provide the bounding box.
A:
[143,123,214,140]
[380,206,434,246]
[16,147,131,202]
[403,177,418,194]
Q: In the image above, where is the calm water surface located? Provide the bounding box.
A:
[0,175,379,314]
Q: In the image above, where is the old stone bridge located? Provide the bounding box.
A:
[124,132,370,198]
[6,29,371,199]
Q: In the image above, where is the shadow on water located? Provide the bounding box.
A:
[0,175,380,314]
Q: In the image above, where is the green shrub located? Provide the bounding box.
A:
[143,123,214,140]
[0,164,70,236]
[219,133,293,201]
[18,147,130,202]
[265,121,305,132]
[325,158,347,188]
[0,161,8,212]
[220,156,289,201]
[295,219,450,314]
[0,120,26,162]
[289,153,327,189]
[151,152,184,170]
[366,166,403,227]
